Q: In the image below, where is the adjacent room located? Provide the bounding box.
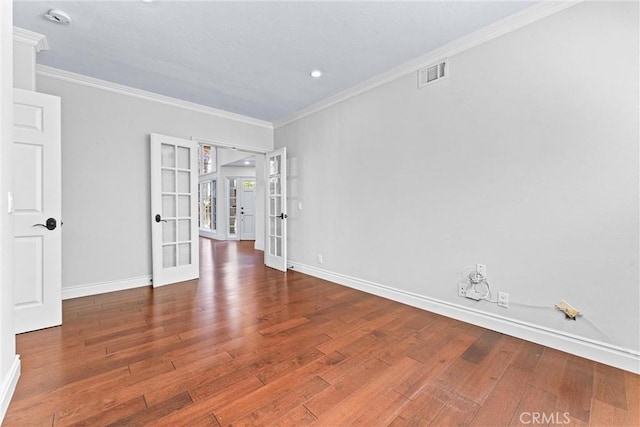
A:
[0,0,638,425]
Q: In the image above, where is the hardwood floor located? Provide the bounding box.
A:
[4,239,639,426]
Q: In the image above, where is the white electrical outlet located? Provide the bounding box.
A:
[317,254,323,264]
[476,264,487,277]
[498,291,509,308]
[458,283,467,297]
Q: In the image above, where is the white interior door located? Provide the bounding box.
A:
[264,147,287,271]
[240,178,256,240]
[150,134,199,287]
[13,88,62,334]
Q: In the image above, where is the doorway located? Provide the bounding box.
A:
[228,177,256,240]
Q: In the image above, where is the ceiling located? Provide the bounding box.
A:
[13,1,537,123]
[225,155,255,168]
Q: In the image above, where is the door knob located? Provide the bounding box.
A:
[278,213,288,220]
[33,217,57,231]
[155,214,168,223]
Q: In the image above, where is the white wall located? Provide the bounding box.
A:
[0,1,19,420]
[217,147,254,166]
[254,156,265,251]
[13,39,34,91]
[276,2,639,371]
[35,73,273,296]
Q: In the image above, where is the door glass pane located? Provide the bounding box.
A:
[269,177,281,196]
[274,196,282,215]
[163,220,176,243]
[269,198,276,216]
[162,195,176,218]
[269,156,280,176]
[162,244,176,268]
[177,146,190,169]
[270,237,276,256]
[178,171,190,193]
[162,169,175,192]
[178,243,191,266]
[269,236,282,257]
[178,195,190,217]
[161,144,175,168]
[178,219,190,241]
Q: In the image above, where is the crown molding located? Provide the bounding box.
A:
[36,65,273,129]
[13,27,49,52]
[274,0,582,128]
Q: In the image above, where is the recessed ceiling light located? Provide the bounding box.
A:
[244,160,251,165]
[310,70,323,78]
[44,9,72,25]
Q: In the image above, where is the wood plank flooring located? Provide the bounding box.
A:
[4,239,639,426]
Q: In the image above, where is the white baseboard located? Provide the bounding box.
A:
[0,355,20,423]
[62,275,151,300]
[289,261,640,374]
[199,230,222,240]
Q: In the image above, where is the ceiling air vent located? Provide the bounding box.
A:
[418,59,447,89]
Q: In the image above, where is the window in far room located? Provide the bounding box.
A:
[199,144,216,175]
[198,144,217,233]
[199,180,216,231]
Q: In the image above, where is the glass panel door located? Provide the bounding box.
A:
[264,147,287,271]
[150,134,199,287]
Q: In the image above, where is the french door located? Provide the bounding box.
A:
[150,134,199,287]
[13,89,62,333]
[264,147,287,271]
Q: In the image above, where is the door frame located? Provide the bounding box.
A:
[225,175,256,241]
[190,138,287,268]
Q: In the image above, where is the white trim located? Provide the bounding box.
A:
[199,229,221,240]
[12,27,48,52]
[0,355,20,423]
[191,136,271,154]
[62,275,151,300]
[201,232,227,241]
[274,1,582,128]
[289,261,640,374]
[35,65,273,129]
